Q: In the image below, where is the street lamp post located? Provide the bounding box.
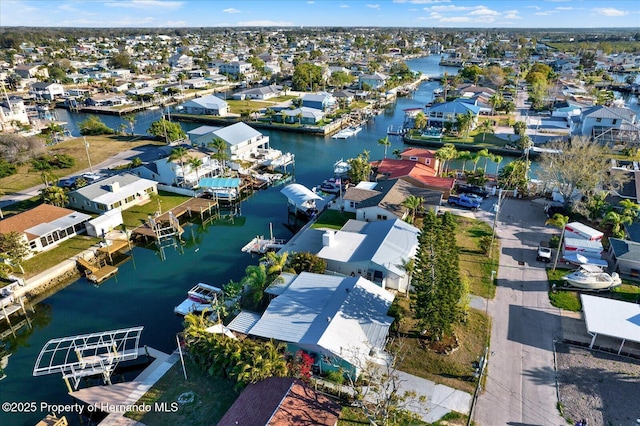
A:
[83,136,93,172]
[489,188,506,257]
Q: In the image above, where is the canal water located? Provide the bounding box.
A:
[0,55,526,425]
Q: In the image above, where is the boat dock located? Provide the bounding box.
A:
[131,197,219,242]
[76,257,118,285]
[241,236,287,254]
[0,282,32,333]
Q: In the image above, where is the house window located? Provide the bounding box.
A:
[40,236,49,247]
[66,226,74,235]
[350,201,356,208]
[29,241,37,249]
[96,203,106,211]
[377,214,387,220]
[425,158,431,165]
[596,118,602,122]
[70,197,76,203]
[409,156,418,161]
[612,119,618,125]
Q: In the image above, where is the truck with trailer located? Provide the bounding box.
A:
[564,222,603,241]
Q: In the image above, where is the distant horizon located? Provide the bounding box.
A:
[2,0,639,29]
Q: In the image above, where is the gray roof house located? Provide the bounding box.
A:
[609,237,640,278]
[208,122,271,166]
[279,107,325,125]
[227,272,395,377]
[572,105,639,145]
[67,173,158,214]
[182,95,228,116]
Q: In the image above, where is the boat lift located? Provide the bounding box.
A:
[33,326,144,392]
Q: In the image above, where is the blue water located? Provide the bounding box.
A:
[0,55,527,425]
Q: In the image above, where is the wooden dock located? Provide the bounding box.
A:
[76,257,118,284]
[132,197,219,241]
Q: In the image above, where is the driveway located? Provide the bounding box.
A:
[473,197,566,426]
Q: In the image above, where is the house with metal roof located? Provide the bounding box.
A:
[571,105,639,145]
[358,72,389,90]
[0,204,91,258]
[234,84,283,100]
[425,100,481,130]
[278,107,325,125]
[227,272,395,376]
[206,122,273,167]
[133,147,220,188]
[608,237,640,278]
[301,93,337,111]
[67,173,158,214]
[181,94,228,116]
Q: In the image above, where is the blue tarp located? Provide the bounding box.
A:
[199,177,241,188]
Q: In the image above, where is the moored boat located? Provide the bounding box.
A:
[174,282,223,315]
[561,264,621,291]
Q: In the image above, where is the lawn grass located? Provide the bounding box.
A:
[311,209,356,230]
[1,196,43,217]
[547,268,582,311]
[0,135,163,193]
[611,282,640,302]
[125,359,240,426]
[338,405,429,425]
[20,235,101,279]
[455,216,499,299]
[226,99,280,113]
[120,191,191,228]
[395,297,490,395]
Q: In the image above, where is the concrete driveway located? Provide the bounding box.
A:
[473,197,566,426]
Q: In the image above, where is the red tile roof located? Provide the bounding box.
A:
[0,204,77,237]
[218,377,341,426]
[400,147,437,158]
[376,159,454,190]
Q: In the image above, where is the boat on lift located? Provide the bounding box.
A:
[174,283,223,315]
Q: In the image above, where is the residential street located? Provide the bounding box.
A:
[473,197,566,426]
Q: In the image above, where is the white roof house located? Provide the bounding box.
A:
[317,218,419,292]
[229,272,395,375]
[581,294,640,354]
[209,122,271,165]
[67,173,158,214]
[182,94,228,116]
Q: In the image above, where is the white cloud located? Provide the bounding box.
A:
[162,20,187,26]
[439,16,472,22]
[339,4,349,8]
[307,1,315,3]
[556,6,576,10]
[469,7,499,16]
[424,4,473,12]
[236,20,294,26]
[593,8,628,17]
[104,1,184,10]
[504,11,521,19]
[222,8,241,14]
[534,11,555,16]
[367,4,380,9]
[526,5,541,10]
[393,0,450,3]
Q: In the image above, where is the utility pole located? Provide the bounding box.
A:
[83,136,93,172]
[489,188,506,257]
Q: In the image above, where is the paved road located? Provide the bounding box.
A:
[473,197,566,426]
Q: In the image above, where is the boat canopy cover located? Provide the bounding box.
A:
[280,184,322,207]
[199,177,241,188]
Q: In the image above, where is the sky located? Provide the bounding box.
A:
[1,0,639,28]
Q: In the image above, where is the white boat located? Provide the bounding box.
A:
[562,253,608,268]
[174,282,223,315]
[318,177,342,194]
[561,264,621,290]
[333,159,350,176]
[331,126,362,139]
[204,187,238,200]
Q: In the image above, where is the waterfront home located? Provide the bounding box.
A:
[342,178,443,221]
[206,122,278,169]
[301,93,337,111]
[278,107,325,125]
[218,377,341,426]
[399,147,441,170]
[227,272,395,377]
[358,72,388,90]
[0,97,30,132]
[375,158,456,196]
[14,63,48,79]
[30,82,65,101]
[425,100,481,130]
[233,84,282,100]
[67,173,158,214]
[182,77,209,89]
[134,148,220,188]
[219,61,253,77]
[168,53,193,69]
[570,105,639,146]
[85,93,130,107]
[0,204,91,259]
[187,125,221,146]
[181,94,228,116]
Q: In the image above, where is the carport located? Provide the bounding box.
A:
[581,294,640,355]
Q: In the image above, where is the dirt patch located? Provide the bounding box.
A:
[556,342,640,426]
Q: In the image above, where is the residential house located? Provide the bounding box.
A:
[181,95,228,116]
[571,105,639,145]
[218,377,341,426]
[227,272,395,377]
[14,64,48,80]
[182,78,209,89]
[168,53,193,69]
[342,179,443,222]
[332,89,357,106]
[399,147,441,170]
[0,204,91,259]
[219,61,253,77]
[608,238,640,278]
[134,148,220,188]
[67,173,158,214]
[110,68,132,80]
[358,72,388,90]
[425,100,481,130]
[204,122,272,168]
[0,97,30,131]
[301,93,337,111]
[85,93,130,107]
[375,158,456,196]
[278,107,325,125]
[234,85,282,100]
[187,125,222,147]
[30,82,65,100]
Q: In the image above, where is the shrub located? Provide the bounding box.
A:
[0,158,17,178]
[478,235,493,255]
[550,235,561,249]
[325,370,345,385]
[79,115,114,135]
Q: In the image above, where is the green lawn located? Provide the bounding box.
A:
[20,235,101,279]
[456,216,499,299]
[610,282,640,302]
[311,209,356,230]
[121,191,191,228]
[125,359,239,426]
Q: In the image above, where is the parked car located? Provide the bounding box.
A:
[58,177,78,188]
[82,173,103,182]
[447,194,480,211]
[544,203,568,218]
[457,184,489,198]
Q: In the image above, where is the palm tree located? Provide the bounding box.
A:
[124,115,136,136]
[40,170,58,187]
[242,264,269,308]
[260,251,290,277]
[471,152,481,172]
[457,150,472,172]
[401,195,424,224]
[168,146,189,186]
[397,257,415,296]
[378,136,391,159]
[545,213,569,271]
[455,111,474,138]
[618,199,639,223]
[603,210,631,239]
[41,186,68,207]
[296,112,303,126]
[488,92,503,115]
[478,120,495,142]
[492,154,503,176]
[208,137,229,175]
[414,111,427,130]
[392,149,402,159]
[476,148,491,173]
[436,143,457,176]
[188,156,203,185]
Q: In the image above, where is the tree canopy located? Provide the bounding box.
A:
[292,62,323,91]
[147,119,186,143]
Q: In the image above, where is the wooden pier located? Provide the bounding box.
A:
[131,197,219,241]
[0,283,31,334]
[76,257,118,285]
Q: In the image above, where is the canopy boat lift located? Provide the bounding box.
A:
[33,326,144,392]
